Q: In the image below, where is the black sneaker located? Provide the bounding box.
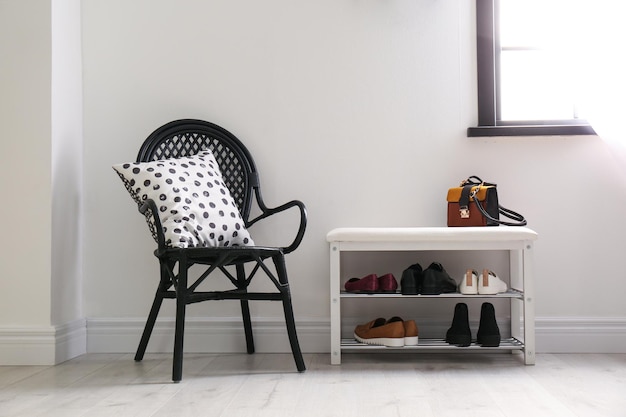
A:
[400,263,423,295]
[421,262,457,295]
[445,303,471,347]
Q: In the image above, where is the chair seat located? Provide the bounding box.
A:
[157,245,284,265]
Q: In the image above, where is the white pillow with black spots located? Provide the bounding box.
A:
[112,150,254,248]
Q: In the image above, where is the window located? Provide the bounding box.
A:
[468,0,596,137]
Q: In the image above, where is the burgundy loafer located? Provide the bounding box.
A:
[378,273,398,292]
[345,274,379,292]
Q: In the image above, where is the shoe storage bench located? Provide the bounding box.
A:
[327,227,538,365]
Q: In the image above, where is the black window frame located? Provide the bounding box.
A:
[467,0,596,137]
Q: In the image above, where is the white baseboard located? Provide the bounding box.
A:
[536,317,626,353]
[0,318,86,365]
[87,317,330,354]
[4,317,622,365]
[86,316,626,355]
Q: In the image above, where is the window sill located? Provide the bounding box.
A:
[467,124,596,137]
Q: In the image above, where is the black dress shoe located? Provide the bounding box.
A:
[400,263,423,294]
[445,303,471,347]
[477,302,501,347]
[421,262,457,295]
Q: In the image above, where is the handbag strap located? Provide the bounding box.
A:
[465,176,528,227]
[462,175,496,188]
[470,186,528,226]
[458,184,473,218]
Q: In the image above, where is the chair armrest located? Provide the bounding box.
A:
[247,200,307,254]
[138,199,167,250]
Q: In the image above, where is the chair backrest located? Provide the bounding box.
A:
[136,119,259,222]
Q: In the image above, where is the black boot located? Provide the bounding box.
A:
[477,302,501,347]
[445,303,471,347]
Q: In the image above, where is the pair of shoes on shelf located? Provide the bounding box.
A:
[354,317,418,347]
[345,273,398,293]
[445,302,500,347]
[401,262,457,295]
[459,269,508,295]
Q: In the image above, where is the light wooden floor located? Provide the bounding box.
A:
[1,352,625,417]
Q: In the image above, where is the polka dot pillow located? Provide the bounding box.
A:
[112,150,254,248]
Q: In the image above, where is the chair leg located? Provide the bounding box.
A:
[172,264,188,383]
[136,262,173,362]
[134,289,165,361]
[273,255,306,372]
[282,295,306,372]
[240,300,255,354]
[237,264,255,354]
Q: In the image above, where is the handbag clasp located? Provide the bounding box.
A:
[469,183,484,200]
[459,206,470,218]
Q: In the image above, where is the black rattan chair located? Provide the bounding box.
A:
[131,119,306,381]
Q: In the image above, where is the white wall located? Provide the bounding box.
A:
[0,0,85,365]
[0,0,604,360]
[51,0,85,358]
[0,0,53,327]
[1,0,623,362]
[80,0,626,354]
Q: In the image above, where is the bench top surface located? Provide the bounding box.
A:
[326,227,538,243]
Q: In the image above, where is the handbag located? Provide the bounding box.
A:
[447,175,527,227]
